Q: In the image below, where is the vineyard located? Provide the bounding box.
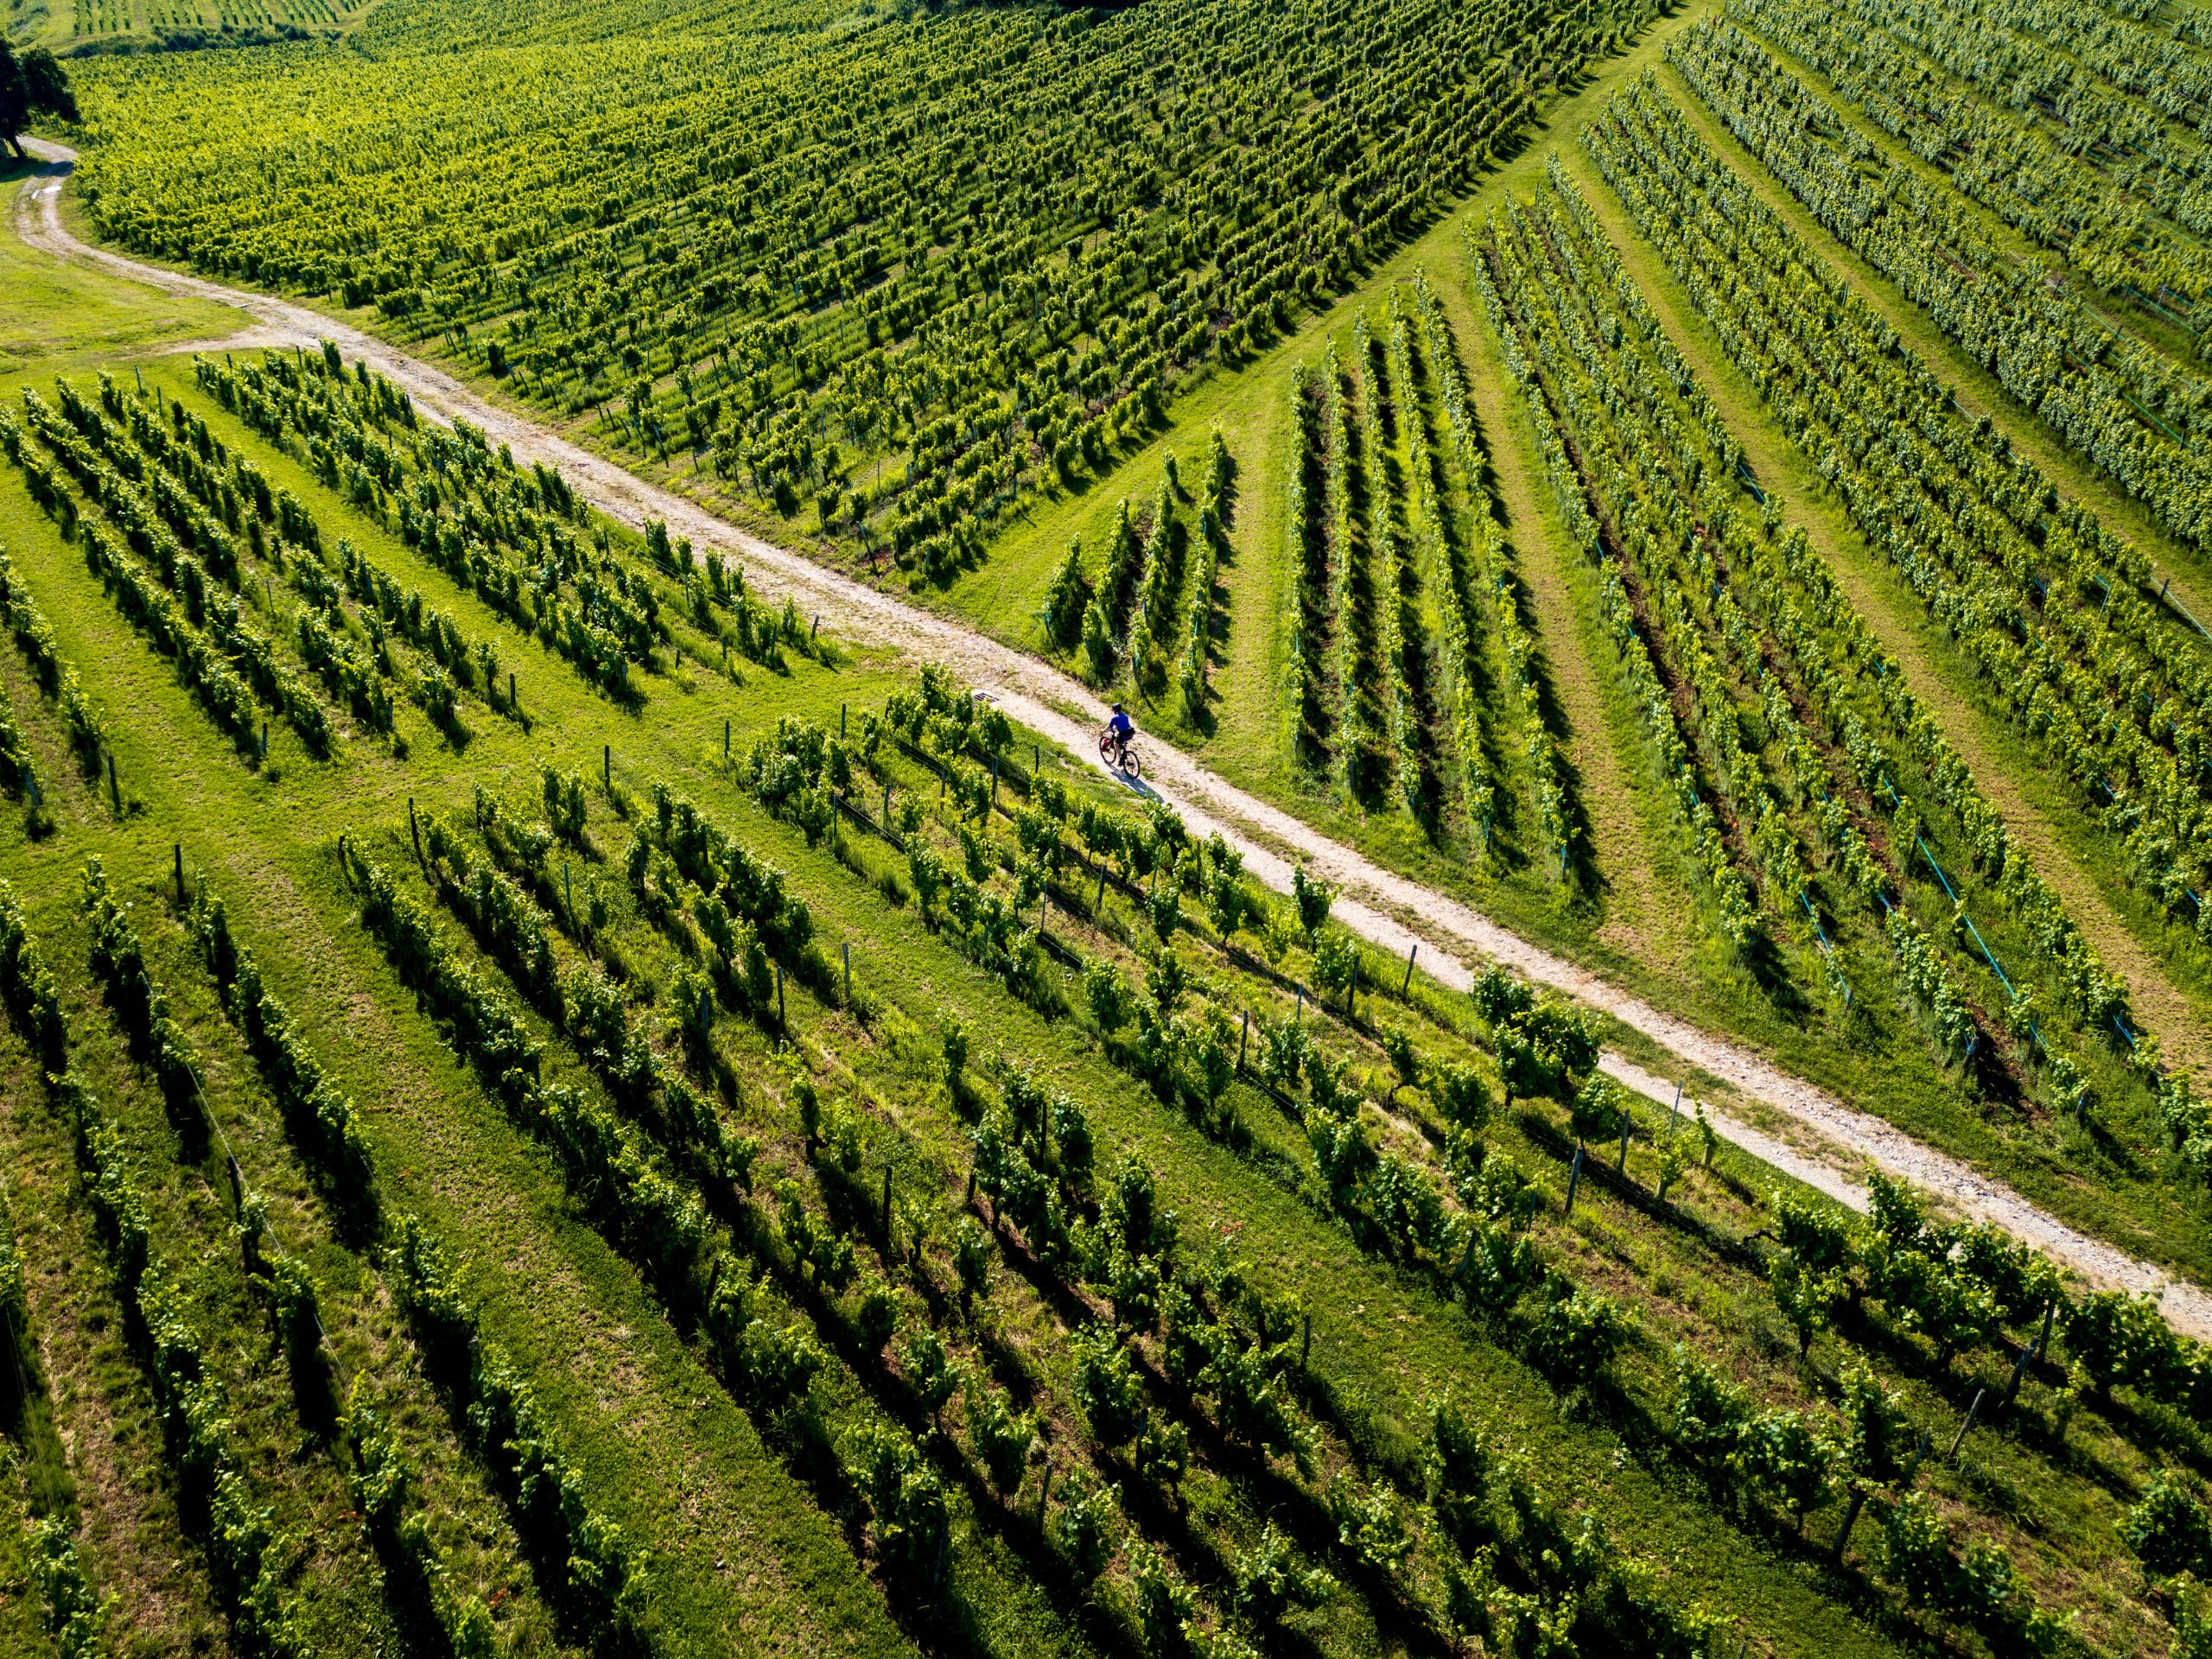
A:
[5,0,371,54]
[10,0,2212,1652]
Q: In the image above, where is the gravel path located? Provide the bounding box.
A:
[19,136,2209,1337]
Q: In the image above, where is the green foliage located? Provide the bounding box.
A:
[2125,1471,2212,1580]
[1525,1281,1635,1386]
[1052,1472,1119,1582]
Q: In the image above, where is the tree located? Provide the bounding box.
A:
[1,42,77,162]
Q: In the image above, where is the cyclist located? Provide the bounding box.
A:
[1104,703,1136,770]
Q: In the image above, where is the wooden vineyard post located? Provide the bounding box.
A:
[724,719,731,760]
[842,941,853,1005]
[260,722,269,760]
[1300,1313,1312,1370]
[174,843,185,905]
[508,671,517,712]
[1347,956,1358,1021]
[1902,1428,1932,1487]
[1831,1487,1867,1565]
[1947,1389,1986,1460]
[409,797,423,865]
[2000,1300,2055,1412]
[1237,1009,1249,1073]
[1401,942,1417,996]
[1037,1461,1052,1524]
[107,753,120,814]
[989,759,999,817]
[1564,1144,1585,1213]
[883,782,892,829]
[775,962,787,1036]
[603,743,612,792]
[1618,1106,1632,1176]
[1094,863,1107,914]
[840,702,848,738]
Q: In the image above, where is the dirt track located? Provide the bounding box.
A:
[19,135,2212,1337]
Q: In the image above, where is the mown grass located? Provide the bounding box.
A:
[0,158,245,376]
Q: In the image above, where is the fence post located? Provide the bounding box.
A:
[409,796,423,864]
[724,719,731,760]
[1300,1313,1312,1370]
[1564,1144,1585,1213]
[1238,1009,1249,1073]
[1618,1108,1631,1175]
[108,753,121,812]
[841,702,848,739]
[603,743,611,791]
[1402,941,1418,996]
[174,842,185,905]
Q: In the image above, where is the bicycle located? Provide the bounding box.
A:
[1098,727,1141,779]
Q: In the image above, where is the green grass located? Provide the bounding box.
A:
[3,25,2208,1647]
[37,0,2209,1307]
[0,161,245,374]
[0,333,2175,1656]
[0,365,924,1658]
[0,347,1934,1657]
[892,1,2212,1296]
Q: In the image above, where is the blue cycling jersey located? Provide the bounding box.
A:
[1109,711,1135,738]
